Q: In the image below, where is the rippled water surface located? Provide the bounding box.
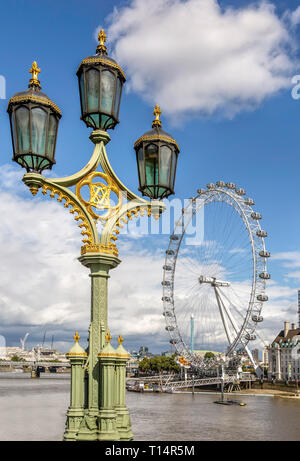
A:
[0,377,299,441]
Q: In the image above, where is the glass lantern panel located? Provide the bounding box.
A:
[31,107,47,154]
[145,144,158,186]
[171,151,177,188]
[101,70,115,114]
[15,106,30,153]
[46,114,57,158]
[159,145,172,187]
[114,77,122,117]
[86,69,100,112]
[80,72,86,112]
[22,155,34,169]
[137,147,145,187]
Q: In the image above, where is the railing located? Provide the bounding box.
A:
[0,361,70,367]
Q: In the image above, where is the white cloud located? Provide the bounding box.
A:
[0,163,298,354]
[103,0,297,120]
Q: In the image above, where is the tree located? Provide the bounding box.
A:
[204,352,215,359]
[10,355,25,362]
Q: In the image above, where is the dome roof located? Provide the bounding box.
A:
[134,105,179,152]
[7,62,61,116]
[77,30,126,81]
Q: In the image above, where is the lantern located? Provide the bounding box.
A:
[77,30,126,131]
[134,105,180,200]
[7,62,61,173]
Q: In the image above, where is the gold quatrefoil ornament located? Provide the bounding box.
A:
[75,171,122,221]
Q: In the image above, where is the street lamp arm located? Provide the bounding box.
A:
[22,172,99,247]
[51,143,102,188]
[98,142,146,203]
[101,199,166,248]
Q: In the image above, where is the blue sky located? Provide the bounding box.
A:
[1,0,300,353]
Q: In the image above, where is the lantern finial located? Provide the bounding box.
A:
[105,330,112,343]
[29,61,41,89]
[152,104,162,128]
[73,331,80,343]
[118,334,124,345]
[97,29,107,54]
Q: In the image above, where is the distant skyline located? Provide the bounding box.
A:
[1,0,300,353]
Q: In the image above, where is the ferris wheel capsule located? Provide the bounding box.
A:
[166,249,175,255]
[163,265,172,271]
[170,339,178,345]
[256,230,267,238]
[197,189,206,194]
[251,212,262,220]
[207,183,215,189]
[252,315,263,322]
[259,250,271,258]
[257,294,268,302]
[226,182,236,189]
[162,281,171,286]
[259,272,271,280]
[216,181,226,187]
[244,198,255,206]
[245,333,256,341]
[236,188,246,196]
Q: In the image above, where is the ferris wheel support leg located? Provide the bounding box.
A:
[214,287,233,345]
[217,289,263,379]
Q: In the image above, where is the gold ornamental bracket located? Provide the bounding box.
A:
[22,128,166,257]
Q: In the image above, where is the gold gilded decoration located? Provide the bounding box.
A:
[75,171,122,221]
[109,204,160,245]
[74,332,80,343]
[41,183,94,246]
[30,186,39,196]
[97,29,107,53]
[134,133,179,152]
[152,104,162,128]
[8,94,61,115]
[105,331,112,343]
[117,334,124,345]
[78,57,126,80]
[81,243,118,257]
[29,61,41,87]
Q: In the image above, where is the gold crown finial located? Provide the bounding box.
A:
[152,104,162,128]
[74,331,80,343]
[118,334,124,345]
[29,61,41,88]
[97,29,107,53]
[105,330,112,343]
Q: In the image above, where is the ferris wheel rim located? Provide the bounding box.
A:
[162,183,269,370]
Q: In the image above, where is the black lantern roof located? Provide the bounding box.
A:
[7,62,61,117]
[77,30,126,83]
[134,105,179,152]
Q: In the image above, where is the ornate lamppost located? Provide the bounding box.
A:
[7,30,180,441]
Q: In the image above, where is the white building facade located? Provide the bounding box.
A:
[267,321,300,381]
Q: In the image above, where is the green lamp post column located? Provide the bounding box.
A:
[64,332,87,441]
[115,335,133,441]
[76,252,120,441]
[97,332,120,441]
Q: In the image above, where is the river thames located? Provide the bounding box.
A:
[0,376,299,441]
